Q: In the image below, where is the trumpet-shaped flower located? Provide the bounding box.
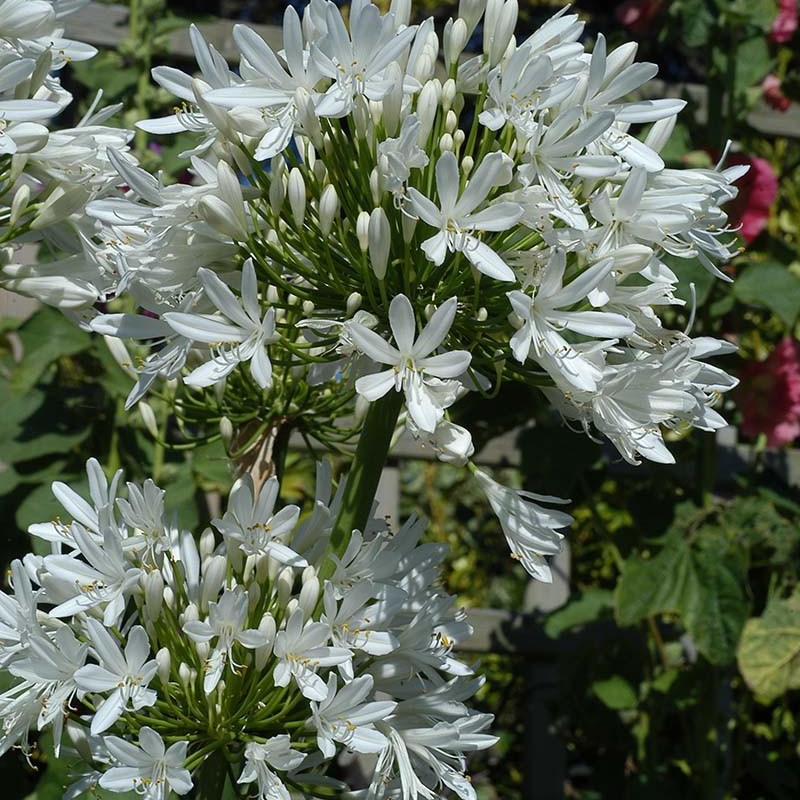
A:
[237,736,305,800]
[349,294,470,433]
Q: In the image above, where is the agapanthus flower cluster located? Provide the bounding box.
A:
[0,458,492,799]
[0,0,132,308]
[1,0,744,581]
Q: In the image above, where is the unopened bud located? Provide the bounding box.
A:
[163,585,175,610]
[477,306,488,322]
[288,168,306,227]
[248,581,261,612]
[302,300,315,316]
[454,129,465,148]
[266,285,280,305]
[195,640,210,661]
[269,174,285,215]
[199,528,216,560]
[276,566,294,607]
[254,613,276,670]
[445,110,458,134]
[138,401,159,439]
[346,292,363,316]
[182,602,199,626]
[178,662,192,689]
[356,210,370,252]
[442,79,457,112]
[444,18,469,70]
[439,133,454,152]
[370,168,382,206]
[156,647,171,684]
[201,555,227,610]
[368,207,391,280]
[144,570,164,620]
[416,80,441,143]
[318,184,339,236]
[10,183,30,228]
[219,416,234,445]
[461,155,474,175]
[299,575,320,617]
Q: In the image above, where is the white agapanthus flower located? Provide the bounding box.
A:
[0,460,492,799]
[350,294,471,432]
[100,727,192,800]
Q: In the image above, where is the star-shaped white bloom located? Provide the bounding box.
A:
[237,736,305,800]
[74,619,157,735]
[406,151,523,280]
[182,587,268,694]
[164,258,278,389]
[349,294,470,433]
[100,727,192,800]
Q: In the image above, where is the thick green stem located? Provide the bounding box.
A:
[194,749,228,800]
[328,390,404,556]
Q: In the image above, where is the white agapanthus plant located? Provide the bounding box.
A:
[1,0,744,582]
[0,459,493,800]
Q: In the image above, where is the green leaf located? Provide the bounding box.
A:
[680,0,715,46]
[3,427,90,465]
[615,529,750,664]
[4,307,89,395]
[545,589,613,638]
[16,477,86,538]
[734,261,800,326]
[592,676,638,710]
[737,591,800,701]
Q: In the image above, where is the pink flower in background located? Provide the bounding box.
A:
[739,338,800,446]
[771,0,798,43]
[726,155,778,244]
[762,74,792,111]
[615,0,665,34]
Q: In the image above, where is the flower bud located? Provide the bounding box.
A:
[347,292,363,316]
[439,133,454,152]
[285,598,299,618]
[444,18,469,70]
[10,183,30,228]
[219,416,234,445]
[199,528,216,560]
[407,18,438,84]
[370,168,382,206]
[356,210,370,252]
[156,647,171,684]
[368,207,391,280]
[256,553,272,585]
[298,575,320,618]
[381,63,404,136]
[266,284,280,305]
[144,570,164,620]
[163,585,175,610]
[196,640,210,661]
[441,79,457,112]
[313,159,327,184]
[178,662,192,689]
[352,95,372,138]
[276,566,294,607]
[302,300,315,316]
[201,555,227,611]
[138,401,159,439]
[318,184,339,236]
[31,185,88,230]
[416,80,441,143]
[477,306,488,322]
[486,0,518,67]
[445,110,459,134]
[248,582,261,612]
[254,613,277,670]
[461,155,474,175]
[288,168,306,227]
[183,604,200,628]
[269,175,286,216]
[454,129,466,148]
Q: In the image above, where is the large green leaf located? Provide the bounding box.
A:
[680,0,715,46]
[592,676,638,710]
[734,261,800,327]
[737,591,800,701]
[615,531,750,664]
[4,307,89,395]
[545,589,614,638]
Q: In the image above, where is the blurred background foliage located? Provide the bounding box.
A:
[2,0,800,798]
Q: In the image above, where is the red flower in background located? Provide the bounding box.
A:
[725,155,778,244]
[762,74,792,112]
[739,338,800,446]
[771,0,798,43]
[615,0,665,34]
